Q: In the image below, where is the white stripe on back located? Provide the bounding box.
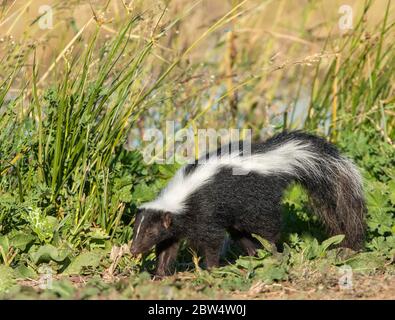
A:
[140,140,324,213]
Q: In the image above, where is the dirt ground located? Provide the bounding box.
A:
[14,272,395,300]
[233,273,395,300]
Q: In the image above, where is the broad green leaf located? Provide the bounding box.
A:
[255,263,288,283]
[30,244,70,264]
[388,180,395,205]
[0,236,10,259]
[0,265,16,292]
[63,251,102,275]
[343,252,388,272]
[9,232,36,251]
[321,235,345,253]
[251,234,276,253]
[14,265,37,279]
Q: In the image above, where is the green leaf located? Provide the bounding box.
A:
[343,252,388,272]
[117,185,133,203]
[87,228,110,240]
[9,232,36,251]
[30,244,70,264]
[388,180,395,205]
[14,265,37,279]
[158,164,178,178]
[321,235,345,253]
[0,236,10,260]
[252,234,276,253]
[252,255,289,283]
[63,251,102,275]
[0,265,16,292]
[132,183,157,203]
[49,280,76,299]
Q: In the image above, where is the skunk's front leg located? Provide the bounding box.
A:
[203,235,225,269]
[155,238,180,277]
[204,249,220,269]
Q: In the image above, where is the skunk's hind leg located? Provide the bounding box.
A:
[232,208,283,253]
[228,229,260,256]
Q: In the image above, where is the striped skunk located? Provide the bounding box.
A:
[130,131,366,276]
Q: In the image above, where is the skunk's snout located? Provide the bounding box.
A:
[130,245,138,257]
[130,242,143,257]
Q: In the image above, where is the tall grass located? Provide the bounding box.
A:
[307,0,395,142]
[0,2,248,245]
[1,14,167,241]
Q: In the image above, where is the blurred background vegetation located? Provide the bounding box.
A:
[0,0,394,297]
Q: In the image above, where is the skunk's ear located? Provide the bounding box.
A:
[162,212,172,229]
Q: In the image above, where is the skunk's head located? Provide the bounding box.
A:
[130,208,174,256]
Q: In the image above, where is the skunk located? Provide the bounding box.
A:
[130,131,366,276]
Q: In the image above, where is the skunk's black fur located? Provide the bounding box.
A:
[131,131,366,276]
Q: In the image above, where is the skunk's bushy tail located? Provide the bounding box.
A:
[281,132,366,250]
